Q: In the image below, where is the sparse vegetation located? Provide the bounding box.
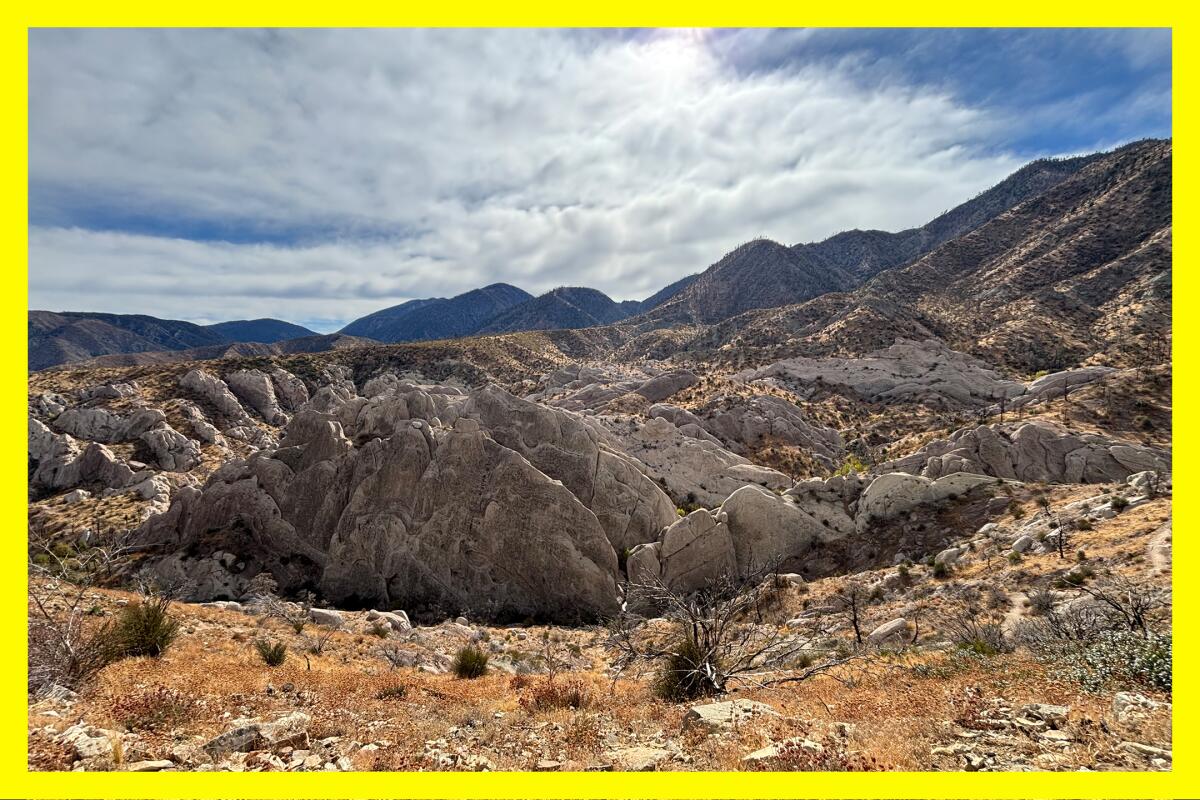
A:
[451,645,489,679]
[254,639,288,667]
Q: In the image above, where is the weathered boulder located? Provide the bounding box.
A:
[856,472,995,533]
[308,607,345,628]
[180,369,252,426]
[689,394,844,470]
[682,699,780,733]
[878,421,1169,484]
[138,425,201,471]
[737,339,1025,408]
[53,406,165,444]
[270,368,310,411]
[227,369,289,425]
[366,608,412,631]
[867,617,909,645]
[29,418,136,495]
[634,370,699,403]
[593,414,790,508]
[658,509,737,593]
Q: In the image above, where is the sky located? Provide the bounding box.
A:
[28,28,1172,333]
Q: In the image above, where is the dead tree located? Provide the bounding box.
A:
[606,565,864,699]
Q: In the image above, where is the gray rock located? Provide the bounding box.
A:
[180,369,252,426]
[879,420,1169,484]
[682,699,780,733]
[227,369,289,426]
[868,617,909,645]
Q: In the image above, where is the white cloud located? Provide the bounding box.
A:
[29,29,1028,331]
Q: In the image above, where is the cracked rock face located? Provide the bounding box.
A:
[135,384,689,621]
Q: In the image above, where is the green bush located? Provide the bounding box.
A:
[113,596,179,658]
[1110,495,1130,512]
[1061,631,1172,692]
[255,639,288,667]
[452,645,489,679]
[932,561,951,579]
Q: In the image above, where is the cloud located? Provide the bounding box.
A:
[27,29,1169,331]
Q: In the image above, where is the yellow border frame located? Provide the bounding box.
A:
[6,7,1187,798]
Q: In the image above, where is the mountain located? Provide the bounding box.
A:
[640,239,854,327]
[640,273,700,311]
[339,284,531,343]
[336,297,443,341]
[794,150,1107,283]
[29,311,230,371]
[204,318,318,344]
[71,333,377,369]
[699,139,1172,372]
[477,287,641,334]
[633,149,1106,331]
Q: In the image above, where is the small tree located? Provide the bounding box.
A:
[833,581,869,647]
[607,565,863,700]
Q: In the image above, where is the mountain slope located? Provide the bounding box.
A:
[204,318,318,343]
[339,284,531,343]
[478,287,640,334]
[702,139,1171,371]
[640,239,853,327]
[796,150,1106,283]
[29,311,229,371]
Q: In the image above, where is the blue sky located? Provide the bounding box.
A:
[28,28,1171,332]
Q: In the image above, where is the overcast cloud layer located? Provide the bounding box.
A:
[28,28,1171,332]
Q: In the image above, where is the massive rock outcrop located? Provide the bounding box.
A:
[736,339,1025,408]
[529,364,699,413]
[460,386,677,553]
[629,470,1004,592]
[134,383,684,621]
[686,394,843,469]
[878,421,1169,483]
[29,418,136,496]
[590,414,791,508]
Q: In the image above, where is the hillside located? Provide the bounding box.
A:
[339,284,531,343]
[204,319,318,344]
[478,287,640,334]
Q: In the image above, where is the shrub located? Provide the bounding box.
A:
[375,683,408,701]
[932,561,951,579]
[1075,517,1093,531]
[1007,551,1023,565]
[1009,501,1025,519]
[1110,495,1130,512]
[1059,630,1172,692]
[833,454,868,477]
[452,645,489,679]
[1028,588,1055,616]
[519,677,593,712]
[255,639,288,667]
[112,595,179,658]
[369,621,390,638]
[106,686,197,731]
[653,637,717,701]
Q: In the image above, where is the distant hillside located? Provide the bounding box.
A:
[29,311,229,371]
[640,239,853,327]
[641,273,700,310]
[478,287,640,334]
[204,318,318,344]
[339,284,531,343]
